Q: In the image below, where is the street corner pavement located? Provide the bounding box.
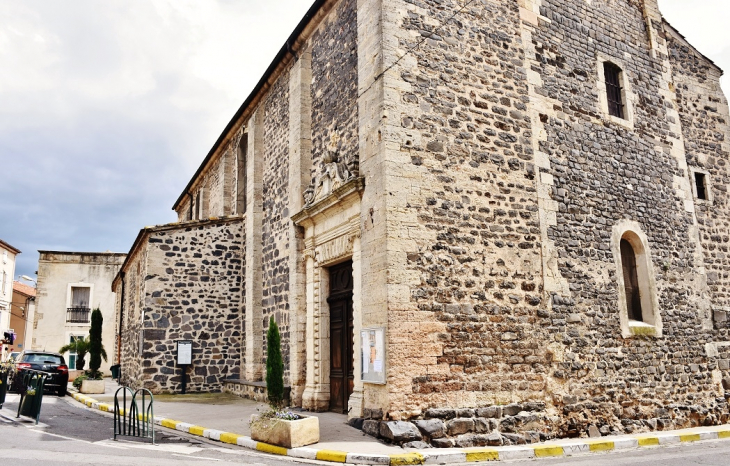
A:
[68,387,730,465]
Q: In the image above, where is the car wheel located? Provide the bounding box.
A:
[57,388,66,397]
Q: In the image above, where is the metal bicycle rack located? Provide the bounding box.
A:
[113,386,155,443]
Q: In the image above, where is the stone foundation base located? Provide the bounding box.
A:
[353,397,730,448]
[223,379,291,404]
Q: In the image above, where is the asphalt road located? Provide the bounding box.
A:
[0,393,312,466]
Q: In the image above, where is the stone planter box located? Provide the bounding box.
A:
[80,379,105,394]
[250,413,319,448]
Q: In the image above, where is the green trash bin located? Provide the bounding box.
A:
[110,364,121,380]
[17,371,47,425]
[0,370,8,409]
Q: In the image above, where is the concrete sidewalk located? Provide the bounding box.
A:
[76,379,401,455]
[69,379,730,465]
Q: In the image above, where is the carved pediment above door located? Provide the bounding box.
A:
[292,177,365,229]
[304,151,358,208]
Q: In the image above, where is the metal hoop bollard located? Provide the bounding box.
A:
[113,386,155,443]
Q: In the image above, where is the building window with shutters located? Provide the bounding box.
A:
[612,222,662,337]
[596,56,634,128]
[66,283,93,324]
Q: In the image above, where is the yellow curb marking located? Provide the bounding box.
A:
[99,404,112,412]
[636,437,660,447]
[679,434,701,443]
[188,426,206,436]
[534,446,564,458]
[389,453,425,465]
[256,442,288,456]
[315,450,348,462]
[220,433,242,445]
[161,419,181,429]
[465,448,499,461]
[587,441,615,452]
[717,430,730,439]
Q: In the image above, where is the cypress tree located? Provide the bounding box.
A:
[88,308,103,378]
[266,316,284,409]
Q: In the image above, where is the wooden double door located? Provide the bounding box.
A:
[328,261,354,414]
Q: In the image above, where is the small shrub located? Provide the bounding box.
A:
[88,308,105,378]
[250,317,302,431]
[266,316,284,409]
[72,374,87,389]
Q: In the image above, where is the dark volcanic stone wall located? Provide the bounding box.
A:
[262,73,292,376]
[667,27,730,312]
[383,0,730,443]
[119,250,146,389]
[310,0,359,181]
[525,0,721,436]
[121,219,244,393]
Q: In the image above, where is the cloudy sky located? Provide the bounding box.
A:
[1,0,729,282]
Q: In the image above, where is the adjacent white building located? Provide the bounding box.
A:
[0,240,20,358]
[34,251,126,373]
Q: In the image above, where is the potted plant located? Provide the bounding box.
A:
[249,317,319,448]
[79,308,107,394]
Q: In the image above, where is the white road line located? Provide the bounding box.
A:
[171,454,221,461]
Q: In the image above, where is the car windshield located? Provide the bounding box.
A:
[23,354,63,365]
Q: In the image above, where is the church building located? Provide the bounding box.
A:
[115,0,730,446]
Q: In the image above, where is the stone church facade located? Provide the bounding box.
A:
[115,0,730,445]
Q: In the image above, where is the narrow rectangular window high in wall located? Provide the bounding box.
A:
[604,62,624,119]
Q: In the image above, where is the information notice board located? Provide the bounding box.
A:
[177,340,193,366]
[361,327,385,384]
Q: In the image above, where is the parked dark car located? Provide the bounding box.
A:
[9,351,69,396]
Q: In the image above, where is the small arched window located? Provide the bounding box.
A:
[620,238,642,322]
[612,223,662,337]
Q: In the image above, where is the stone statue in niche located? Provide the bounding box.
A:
[303,151,354,207]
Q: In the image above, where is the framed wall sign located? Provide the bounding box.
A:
[176,340,193,366]
[361,327,386,384]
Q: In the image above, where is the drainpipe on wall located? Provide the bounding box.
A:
[117,271,125,366]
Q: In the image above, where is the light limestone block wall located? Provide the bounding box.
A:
[288,45,313,406]
[34,252,125,374]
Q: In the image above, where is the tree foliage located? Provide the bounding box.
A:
[266,316,285,409]
[59,337,90,371]
[88,308,105,377]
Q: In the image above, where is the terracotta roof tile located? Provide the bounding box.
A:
[12,281,36,297]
